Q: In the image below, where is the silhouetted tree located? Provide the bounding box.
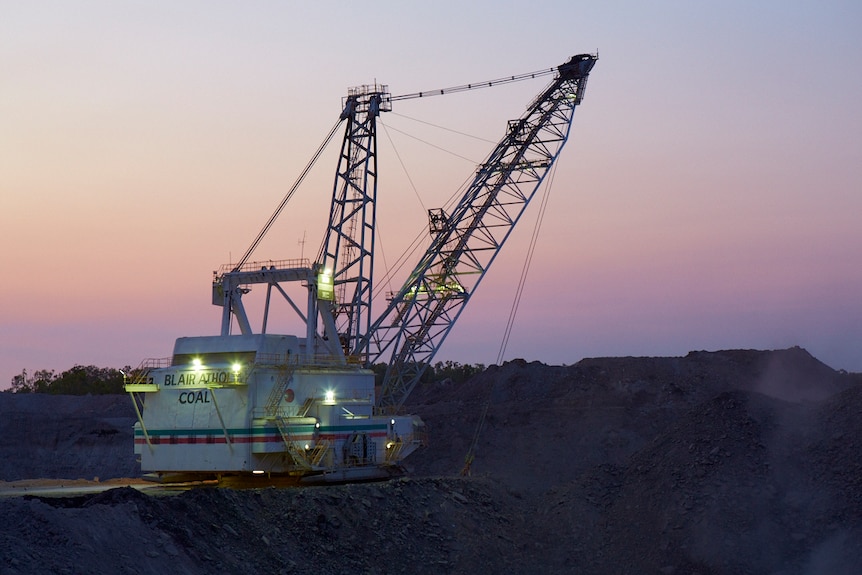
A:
[429,360,485,384]
[6,366,127,395]
[7,369,55,394]
[369,360,485,388]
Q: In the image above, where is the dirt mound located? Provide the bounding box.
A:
[1,477,525,575]
[0,393,137,481]
[406,347,859,492]
[1,347,861,574]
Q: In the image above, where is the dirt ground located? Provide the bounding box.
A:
[1,347,861,574]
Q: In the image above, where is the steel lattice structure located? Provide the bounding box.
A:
[363,55,597,410]
[318,85,392,363]
[212,54,596,408]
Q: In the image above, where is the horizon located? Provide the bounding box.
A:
[4,345,860,389]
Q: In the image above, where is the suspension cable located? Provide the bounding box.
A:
[390,66,557,102]
[380,122,426,212]
[232,118,344,272]
[370,119,481,303]
[370,169,475,303]
[380,121,479,165]
[389,111,497,144]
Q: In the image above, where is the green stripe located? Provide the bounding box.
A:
[318,423,386,433]
[134,423,386,437]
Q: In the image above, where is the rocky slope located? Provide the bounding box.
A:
[1,347,861,574]
[0,394,137,482]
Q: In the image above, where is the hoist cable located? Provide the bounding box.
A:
[464,161,558,476]
[495,161,557,365]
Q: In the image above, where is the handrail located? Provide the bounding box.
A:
[254,353,368,368]
[138,357,172,370]
[215,258,312,277]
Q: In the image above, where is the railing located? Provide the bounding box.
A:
[214,258,312,277]
[255,352,300,366]
[384,439,405,463]
[264,368,322,470]
[255,353,367,368]
[264,368,295,417]
[138,357,172,370]
[124,357,171,389]
[384,427,427,465]
[273,416,312,470]
[307,439,331,467]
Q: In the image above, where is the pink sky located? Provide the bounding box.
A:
[2,1,861,389]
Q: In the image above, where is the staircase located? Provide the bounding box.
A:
[264,367,329,470]
[264,367,295,416]
[264,368,308,469]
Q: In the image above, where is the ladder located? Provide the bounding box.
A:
[264,367,312,469]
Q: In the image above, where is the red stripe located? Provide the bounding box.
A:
[134,431,387,445]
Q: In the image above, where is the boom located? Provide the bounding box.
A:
[364,54,597,410]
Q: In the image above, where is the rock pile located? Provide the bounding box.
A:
[1,477,523,575]
[1,348,861,574]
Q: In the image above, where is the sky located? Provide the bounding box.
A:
[2,0,861,389]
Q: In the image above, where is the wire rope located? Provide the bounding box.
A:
[233,118,344,271]
[495,161,557,365]
[464,160,559,476]
[389,111,497,144]
[390,66,557,102]
[370,115,483,304]
[380,122,425,212]
[379,121,479,165]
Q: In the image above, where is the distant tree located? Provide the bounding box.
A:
[32,369,56,393]
[429,360,485,385]
[49,365,126,395]
[6,366,127,395]
[8,369,32,393]
[369,360,485,388]
[6,369,56,394]
[370,363,388,387]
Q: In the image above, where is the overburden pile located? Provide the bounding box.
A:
[2,347,861,574]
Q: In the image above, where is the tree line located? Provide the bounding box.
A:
[6,366,131,395]
[372,360,486,387]
[6,360,485,395]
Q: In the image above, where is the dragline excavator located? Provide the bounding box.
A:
[125,54,597,483]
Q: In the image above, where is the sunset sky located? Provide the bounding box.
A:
[2,1,861,388]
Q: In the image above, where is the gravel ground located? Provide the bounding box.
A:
[1,347,861,574]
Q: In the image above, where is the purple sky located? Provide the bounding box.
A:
[2,1,861,389]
